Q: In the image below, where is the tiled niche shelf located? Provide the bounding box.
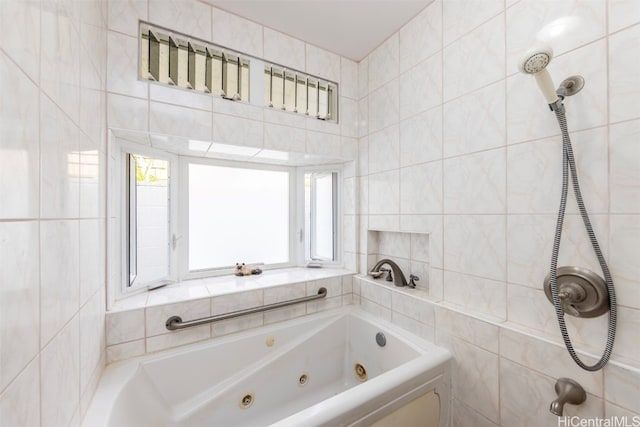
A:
[366,230,430,292]
[139,22,338,122]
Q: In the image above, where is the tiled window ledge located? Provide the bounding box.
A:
[106,268,354,363]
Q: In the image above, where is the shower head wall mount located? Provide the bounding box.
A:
[519,44,586,110]
[557,75,585,98]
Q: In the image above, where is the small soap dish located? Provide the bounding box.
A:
[368,271,384,279]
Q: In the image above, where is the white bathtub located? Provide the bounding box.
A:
[83,307,451,427]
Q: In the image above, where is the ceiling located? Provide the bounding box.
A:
[202,0,432,61]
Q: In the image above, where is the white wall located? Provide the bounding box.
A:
[356,0,640,424]
[0,0,108,425]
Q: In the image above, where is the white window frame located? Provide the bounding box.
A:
[116,142,179,295]
[110,137,343,301]
[296,165,342,267]
[178,157,298,280]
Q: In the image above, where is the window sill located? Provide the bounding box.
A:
[111,267,354,312]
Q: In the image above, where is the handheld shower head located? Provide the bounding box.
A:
[518,45,559,105]
[519,46,553,74]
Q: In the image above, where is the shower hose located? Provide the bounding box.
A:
[549,102,617,371]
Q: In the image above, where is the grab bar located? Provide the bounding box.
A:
[165,287,327,331]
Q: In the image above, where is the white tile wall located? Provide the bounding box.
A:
[357,0,640,423]
[264,28,305,72]
[105,274,354,361]
[0,53,40,219]
[399,107,443,166]
[399,0,442,74]
[0,0,107,425]
[0,222,39,391]
[3,0,636,425]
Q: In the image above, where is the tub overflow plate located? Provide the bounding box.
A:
[375,332,386,347]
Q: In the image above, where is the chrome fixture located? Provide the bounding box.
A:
[375,332,386,347]
[166,287,327,330]
[519,43,616,372]
[550,378,586,416]
[369,259,408,288]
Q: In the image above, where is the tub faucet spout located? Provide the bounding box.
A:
[550,378,586,416]
[369,259,408,288]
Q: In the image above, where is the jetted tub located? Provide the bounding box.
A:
[83,307,451,427]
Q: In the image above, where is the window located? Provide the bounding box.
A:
[140,24,250,101]
[115,139,341,295]
[188,163,291,271]
[139,23,338,122]
[123,150,177,289]
[264,66,337,121]
[304,171,339,262]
